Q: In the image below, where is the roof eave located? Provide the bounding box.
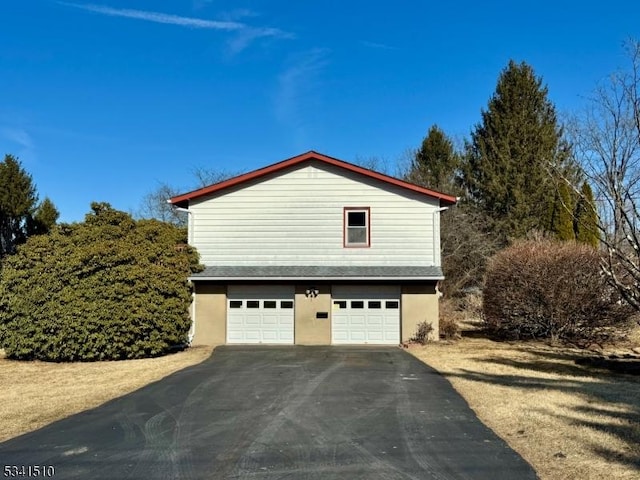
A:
[169,151,458,206]
[188,275,445,282]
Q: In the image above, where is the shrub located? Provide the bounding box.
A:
[410,321,434,345]
[439,299,462,339]
[0,203,202,361]
[441,206,502,298]
[483,239,633,344]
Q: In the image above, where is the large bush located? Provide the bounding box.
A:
[483,239,633,344]
[0,203,201,361]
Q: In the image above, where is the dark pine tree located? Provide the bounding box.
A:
[0,154,38,256]
[410,125,461,194]
[550,181,575,241]
[574,181,599,248]
[462,60,577,240]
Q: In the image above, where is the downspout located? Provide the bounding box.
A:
[172,204,197,346]
[432,206,449,268]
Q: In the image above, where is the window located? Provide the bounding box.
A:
[280,301,294,309]
[344,208,370,247]
[351,301,365,309]
[368,301,382,309]
[230,300,243,309]
[385,301,399,309]
[263,301,277,309]
[247,301,259,309]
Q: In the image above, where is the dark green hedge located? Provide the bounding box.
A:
[0,202,202,361]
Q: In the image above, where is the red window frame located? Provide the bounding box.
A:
[343,207,371,248]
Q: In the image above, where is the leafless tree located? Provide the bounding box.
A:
[568,39,640,311]
[138,168,240,227]
[138,182,188,227]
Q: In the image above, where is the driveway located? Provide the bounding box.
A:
[0,346,537,479]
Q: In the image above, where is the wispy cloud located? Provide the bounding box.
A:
[1,127,34,149]
[274,49,330,149]
[360,40,396,50]
[0,127,36,162]
[58,2,293,52]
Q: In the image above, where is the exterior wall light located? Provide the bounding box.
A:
[305,287,319,298]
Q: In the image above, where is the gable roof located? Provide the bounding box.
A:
[169,150,458,208]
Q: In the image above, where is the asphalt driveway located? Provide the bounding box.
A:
[0,346,537,479]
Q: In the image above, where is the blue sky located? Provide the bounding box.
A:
[2,1,639,222]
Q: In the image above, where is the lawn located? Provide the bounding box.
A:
[1,339,639,480]
[411,337,640,480]
[0,345,214,442]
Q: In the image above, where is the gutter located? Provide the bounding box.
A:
[169,203,196,346]
[187,276,445,282]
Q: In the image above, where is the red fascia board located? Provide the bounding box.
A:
[169,150,458,208]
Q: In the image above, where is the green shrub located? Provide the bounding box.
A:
[0,203,202,361]
[483,239,633,344]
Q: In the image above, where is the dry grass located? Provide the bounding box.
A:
[0,346,214,442]
[410,337,640,480]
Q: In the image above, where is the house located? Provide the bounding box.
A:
[169,151,457,346]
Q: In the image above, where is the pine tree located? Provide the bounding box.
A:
[27,197,60,236]
[462,60,576,240]
[550,181,575,240]
[0,155,38,256]
[574,182,599,248]
[410,125,460,193]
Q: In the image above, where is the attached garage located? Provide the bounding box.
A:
[331,285,401,345]
[226,285,294,344]
[190,267,442,346]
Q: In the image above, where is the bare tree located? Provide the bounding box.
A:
[138,168,240,227]
[138,182,188,227]
[568,39,640,311]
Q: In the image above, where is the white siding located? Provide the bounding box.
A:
[189,162,441,267]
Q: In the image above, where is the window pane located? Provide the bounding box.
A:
[351,301,364,309]
[247,300,259,309]
[385,301,399,309]
[230,300,243,308]
[348,211,366,227]
[333,300,347,309]
[368,301,381,309]
[264,300,276,308]
[347,227,367,244]
[281,301,294,309]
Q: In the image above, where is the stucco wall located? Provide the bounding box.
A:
[192,283,227,345]
[191,282,439,345]
[294,285,332,344]
[401,283,439,342]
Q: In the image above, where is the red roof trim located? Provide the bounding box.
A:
[169,151,458,207]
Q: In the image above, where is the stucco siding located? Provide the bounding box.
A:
[189,161,441,267]
[192,283,226,345]
[401,283,439,342]
[294,285,332,344]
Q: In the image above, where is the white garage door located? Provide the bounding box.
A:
[227,285,294,344]
[331,285,401,345]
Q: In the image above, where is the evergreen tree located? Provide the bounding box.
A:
[574,182,599,247]
[410,125,460,193]
[549,181,575,240]
[462,60,576,240]
[0,154,38,256]
[27,197,60,236]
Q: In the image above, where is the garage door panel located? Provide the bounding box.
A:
[227,285,294,344]
[332,286,400,345]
